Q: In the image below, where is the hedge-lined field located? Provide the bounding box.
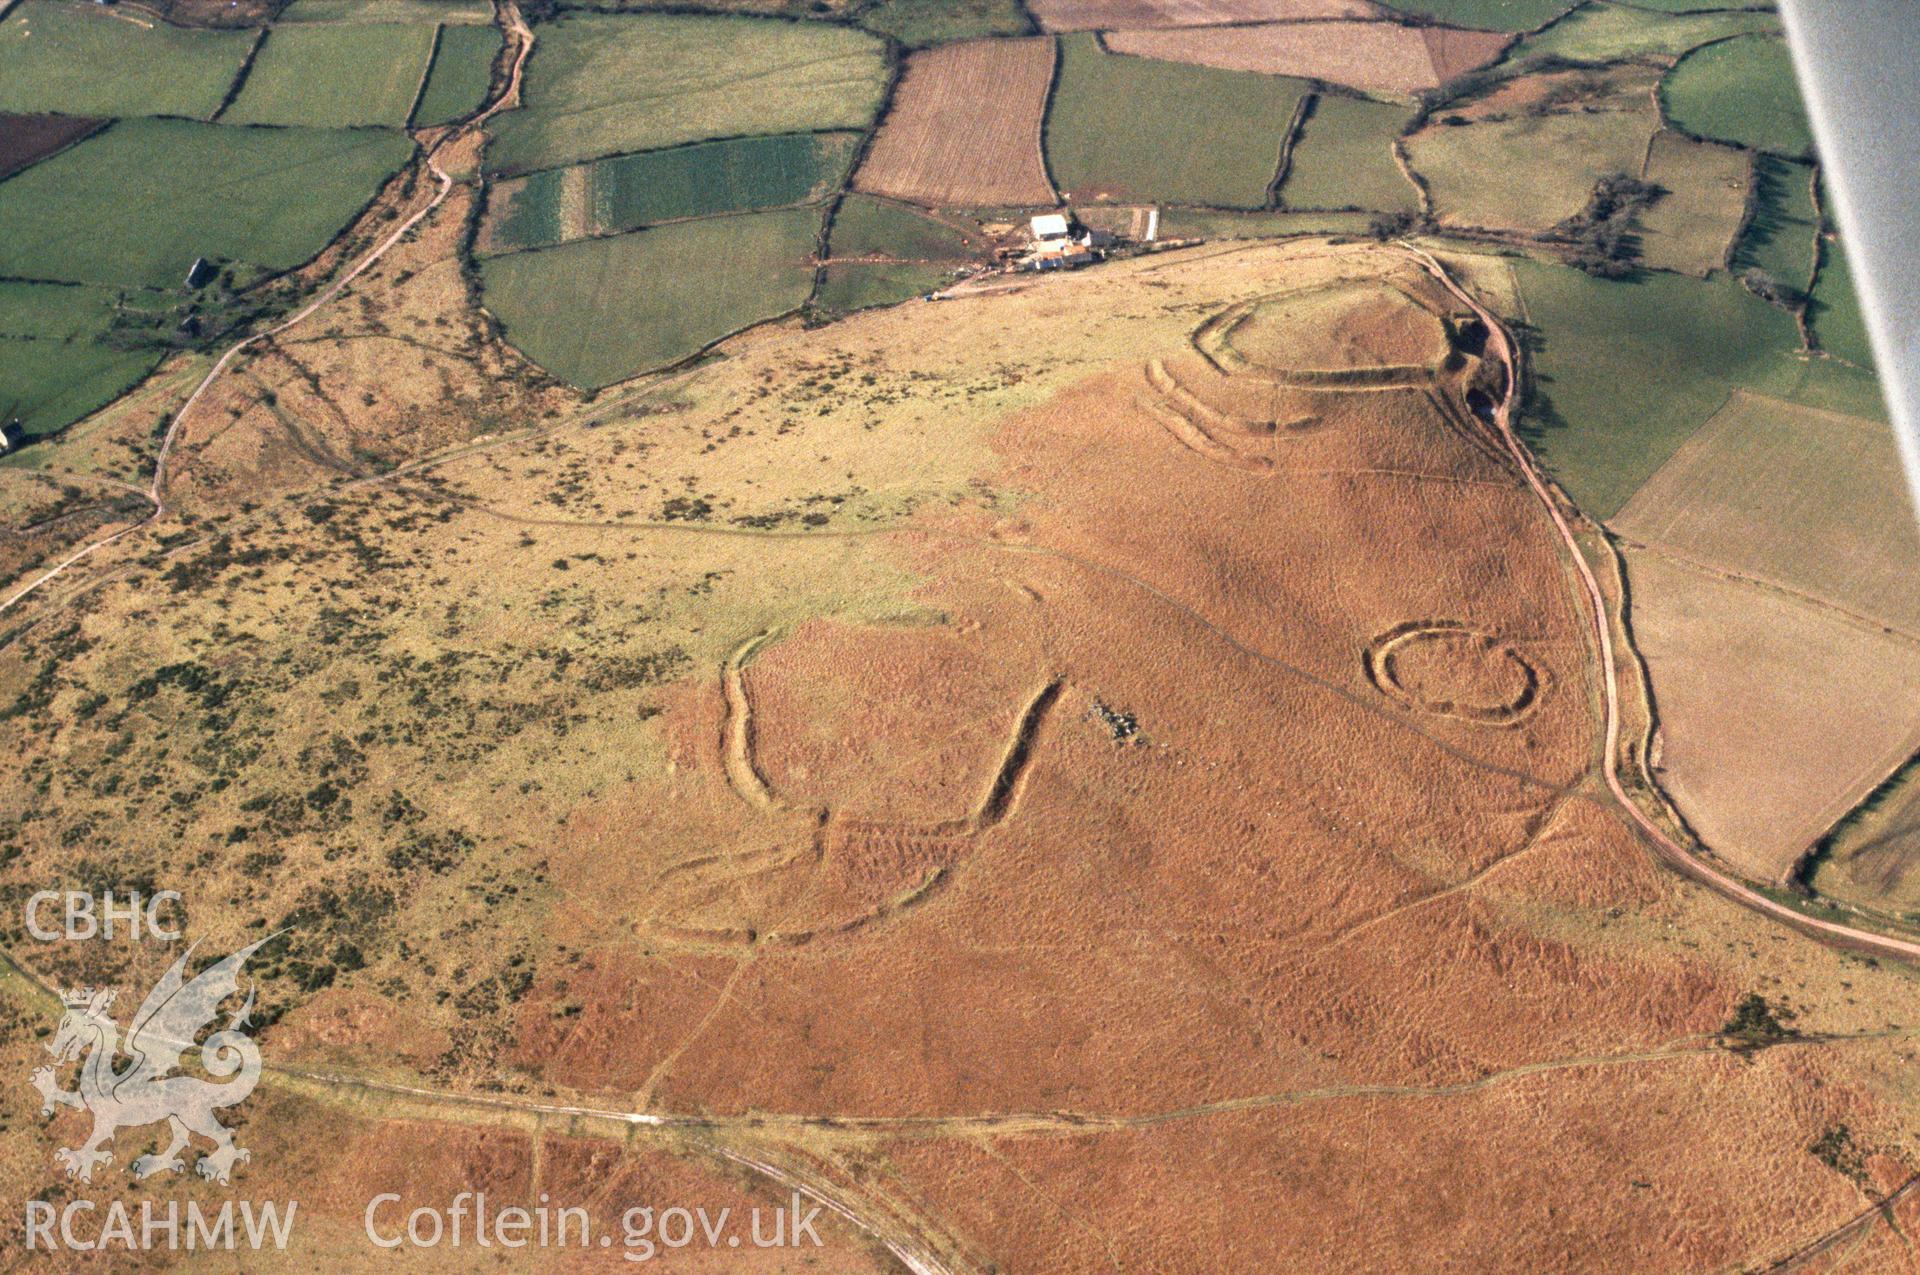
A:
[481,132,857,255]
[480,207,823,387]
[1511,262,1885,518]
[412,23,503,126]
[485,14,886,175]
[0,119,415,289]
[0,2,253,119]
[1511,4,1777,65]
[1661,34,1811,158]
[1045,33,1305,208]
[815,262,950,316]
[1375,0,1571,33]
[1636,130,1749,278]
[859,0,1030,47]
[279,0,492,21]
[1406,67,1660,233]
[1736,156,1819,288]
[0,283,161,440]
[1811,243,1874,371]
[1280,95,1418,214]
[829,195,975,262]
[224,23,437,128]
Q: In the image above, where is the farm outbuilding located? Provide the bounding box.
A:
[1030,213,1071,241]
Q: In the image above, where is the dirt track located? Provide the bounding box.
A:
[1407,243,1920,964]
[0,0,536,626]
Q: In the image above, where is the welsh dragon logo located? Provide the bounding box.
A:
[30,936,273,1185]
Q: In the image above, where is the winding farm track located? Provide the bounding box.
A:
[0,0,537,625]
[0,12,965,1267]
[1405,244,1920,963]
[2,49,1916,1254]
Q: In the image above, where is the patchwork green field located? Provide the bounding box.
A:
[0,1,253,119]
[482,132,858,255]
[479,206,822,387]
[1280,94,1418,214]
[0,119,415,289]
[1662,34,1812,158]
[278,0,492,20]
[1045,32,1304,208]
[828,194,975,261]
[1377,0,1572,32]
[1737,155,1819,288]
[412,22,503,126]
[224,22,437,128]
[1512,262,1808,518]
[0,284,161,440]
[815,261,951,316]
[1636,130,1748,278]
[486,13,887,176]
[1408,68,1660,232]
[859,0,1031,47]
[1510,5,1779,66]
[1811,242,1874,371]
[1157,208,1375,239]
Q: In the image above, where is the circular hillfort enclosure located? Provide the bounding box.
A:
[1364,620,1545,726]
[1193,280,1453,385]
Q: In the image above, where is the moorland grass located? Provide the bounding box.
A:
[859,0,1030,47]
[1510,5,1778,66]
[224,22,437,128]
[485,13,886,175]
[0,119,416,289]
[479,206,823,388]
[0,1,253,119]
[828,195,974,261]
[1044,33,1305,209]
[1280,95,1418,215]
[1661,34,1812,158]
[412,23,503,126]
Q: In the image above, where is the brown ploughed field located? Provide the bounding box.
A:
[1107,21,1511,93]
[1624,547,1920,883]
[1028,0,1380,32]
[854,37,1057,207]
[0,111,105,180]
